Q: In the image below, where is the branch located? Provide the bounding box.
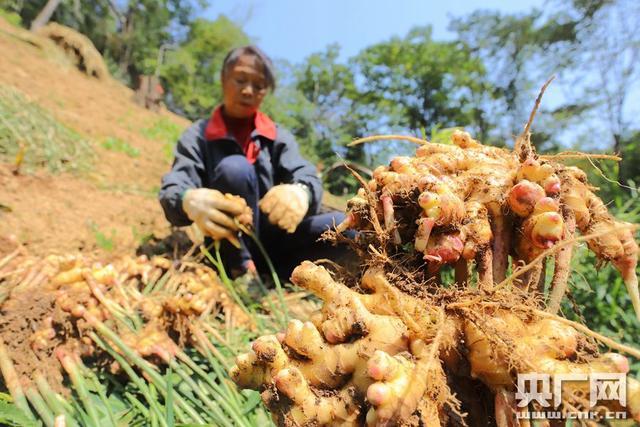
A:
[106,0,124,28]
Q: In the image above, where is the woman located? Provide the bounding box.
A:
[158,45,347,278]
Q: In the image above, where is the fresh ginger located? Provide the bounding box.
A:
[233,90,640,425]
[231,261,640,426]
[230,262,456,426]
[0,251,248,398]
[335,128,639,320]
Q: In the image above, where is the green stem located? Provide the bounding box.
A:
[57,350,101,427]
[34,374,78,427]
[78,364,118,427]
[201,244,269,331]
[168,361,226,423]
[86,316,204,424]
[143,268,172,294]
[24,386,55,427]
[244,229,290,325]
[0,339,36,420]
[203,244,250,313]
[150,407,159,427]
[175,351,249,427]
[89,332,173,427]
[165,365,174,427]
[198,344,243,408]
[113,286,144,330]
[85,275,137,331]
[176,350,250,425]
[192,326,231,370]
[68,398,92,427]
[124,392,149,418]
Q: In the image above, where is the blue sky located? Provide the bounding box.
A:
[203,0,546,64]
[201,0,638,153]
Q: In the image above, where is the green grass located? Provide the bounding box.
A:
[0,84,93,174]
[0,238,283,426]
[88,221,116,252]
[0,8,21,26]
[141,117,185,161]
[102,137,140,158]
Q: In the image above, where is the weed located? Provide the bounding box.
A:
[132,225,153,246]
[0,9,21,26]
[88,221,116,251]
[141,118,185,161]
[102,136,140,158]
[0,84,93,173]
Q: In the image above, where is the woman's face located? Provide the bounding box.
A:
[222,54,268,119]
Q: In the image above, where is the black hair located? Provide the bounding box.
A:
[221,45,276,91]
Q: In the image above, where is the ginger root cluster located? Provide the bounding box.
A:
[231,123,640,426]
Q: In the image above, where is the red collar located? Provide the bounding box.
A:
[204,106,277,141]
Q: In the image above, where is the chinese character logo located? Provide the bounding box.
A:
[590,373,626,408]
[515,373,552,407]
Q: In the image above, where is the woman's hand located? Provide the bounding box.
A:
[260,184,309,233]
[182,188,252,245]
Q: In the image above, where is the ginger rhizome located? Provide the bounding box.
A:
[337,129,639,320]
[232,100,640,426]
[231,262,640,426]
[0,250,249,398]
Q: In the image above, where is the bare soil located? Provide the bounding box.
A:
[0,18,189,256]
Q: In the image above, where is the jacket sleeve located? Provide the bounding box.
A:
[158,121,206,226]
[272,127,323,215]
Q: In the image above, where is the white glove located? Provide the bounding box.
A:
[259,184,310,233]
[182,188,252,245]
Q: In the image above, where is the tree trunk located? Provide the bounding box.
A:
[30,0,63,31]
[118,8,135,84]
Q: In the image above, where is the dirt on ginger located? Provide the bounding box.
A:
[231,85,640,426]
[230,261,640,426]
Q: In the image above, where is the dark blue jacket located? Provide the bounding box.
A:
[158,119,322,226]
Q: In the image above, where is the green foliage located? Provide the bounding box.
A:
[619,130,640,187]
[294,44,359,160]
[0,7,20,26]
[102,136,140,158]
[0,393,38,427]
[88,221,116,252]
[4,0,205,86]
[0,84,93,174]
[141,117,186,160]
[352,26,488,136]
[261,86,321,163]
[160,16,249,120]
[430,125,461,145]
[132,225,154,246]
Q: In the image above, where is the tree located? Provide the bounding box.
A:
[105,0,204,84]
[29,0,62,31]
[292,45,372,193]
[293,45,358,162]
[450,9,581,148]
[160,15,249,119]
[351,26,490,141]
[564,0,640,184]
[4,0,205,86]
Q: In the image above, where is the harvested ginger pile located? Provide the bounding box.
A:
[231,88,640,426]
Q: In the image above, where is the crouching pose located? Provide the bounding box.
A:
[159,45,349,278]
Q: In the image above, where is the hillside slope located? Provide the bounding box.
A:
[0,18,190,256]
